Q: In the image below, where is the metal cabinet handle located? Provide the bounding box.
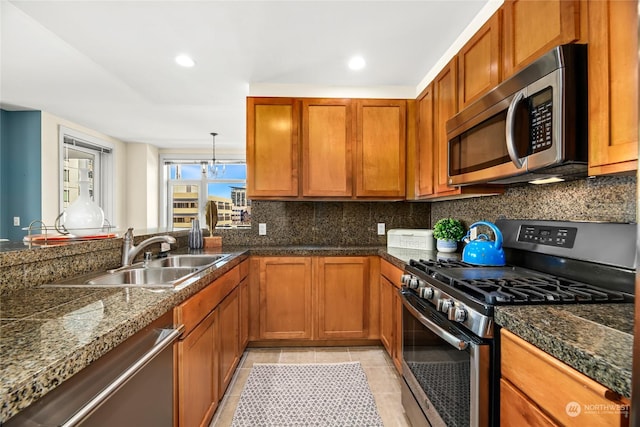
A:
[61,325,184,427]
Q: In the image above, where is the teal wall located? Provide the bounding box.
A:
[0,110,42,241]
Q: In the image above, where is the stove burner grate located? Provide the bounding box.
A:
[409,259,626,305]
[454,277,625,304]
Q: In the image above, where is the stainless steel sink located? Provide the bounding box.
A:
[84,267,199,287]
[145,254,230,268]
[43,253,233,288]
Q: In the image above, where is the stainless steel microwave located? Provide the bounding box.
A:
[446,44,587,186]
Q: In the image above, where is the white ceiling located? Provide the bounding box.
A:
[1,0,493,156]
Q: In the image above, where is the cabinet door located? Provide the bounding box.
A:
[177,310,218,427]
[587,0,638,175]
[355,99,406,198]
[502,0,581,77]
[393,289,403,373]
[413,85,435,198]
[433,59,458,194]
[239,276,249,352]
[316,257,370,339]
[218,287,240,397]
[247,97,299,198]
[501,330,630,427]
[458,11,501,109]
[500,379,558,427]
[379,275,394,355]
[302,99,354,197]
[259,257,313,340]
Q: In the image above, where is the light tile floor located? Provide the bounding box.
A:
[210,346,411,427]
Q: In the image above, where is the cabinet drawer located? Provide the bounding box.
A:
[380,259,402,287]
[175,266,240,335]
[501,330,629,426]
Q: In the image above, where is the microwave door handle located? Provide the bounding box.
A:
[505,89,526,169]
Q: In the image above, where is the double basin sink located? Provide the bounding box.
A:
[47,254,231,288]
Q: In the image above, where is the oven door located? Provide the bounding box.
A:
[400,290,490,427]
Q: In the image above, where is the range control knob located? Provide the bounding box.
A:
[419,287,435,299]
[448,306,467,322]
[400,274,412,285]
[438,299,454,313]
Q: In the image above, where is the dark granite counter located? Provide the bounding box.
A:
[0,245,391,423]
[1,245,633,422]
[495,304,634,398]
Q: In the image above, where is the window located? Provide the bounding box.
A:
[162,159,250,230]
[59,126,114,225]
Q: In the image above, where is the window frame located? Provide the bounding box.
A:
[58,126,114,225]
[159,153,249,230]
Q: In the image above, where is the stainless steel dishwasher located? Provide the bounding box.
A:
[5,310,183,427]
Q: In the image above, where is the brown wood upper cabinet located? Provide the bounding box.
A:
[302,98,354,197]
[458,10,502,109]
[587,0,638,176]
[502,0,582,79]
[246,97,299,198]
[355,99,406,198]
[247,96,407,200]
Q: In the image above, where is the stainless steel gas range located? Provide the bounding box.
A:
[399,219,636,427]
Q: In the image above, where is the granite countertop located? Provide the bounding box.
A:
[495,304,634,398]
[0,245,389,423]
[0,245,634,422]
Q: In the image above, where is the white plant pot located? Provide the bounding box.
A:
[436,239,458,253]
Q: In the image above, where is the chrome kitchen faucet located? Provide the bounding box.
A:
[121,228,176,267]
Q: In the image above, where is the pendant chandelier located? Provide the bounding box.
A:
[202,132,226,178]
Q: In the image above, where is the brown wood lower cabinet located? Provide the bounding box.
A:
[174,261,246,427]
[249,256,379,343]
[500,329,629,427]
[316,257,370,339]
[218,287,240,397]
[176,309,218,427]
[379,259,403,373]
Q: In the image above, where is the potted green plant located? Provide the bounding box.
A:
[433,218,465,253]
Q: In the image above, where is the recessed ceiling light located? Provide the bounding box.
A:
[175,54,195,68]
[348,56,366,71]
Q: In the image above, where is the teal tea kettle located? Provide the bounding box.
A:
[462,221,506,266]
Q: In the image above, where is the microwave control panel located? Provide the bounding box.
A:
[517,225,577,248]
[529,88,553,154]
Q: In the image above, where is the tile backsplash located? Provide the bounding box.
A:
[218,176,636,245]
[430,175,637,229]
[218,201,431,246]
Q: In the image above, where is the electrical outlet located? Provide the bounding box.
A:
[13,217,20,226]
[377,223,385,235]
[258,223,267,236]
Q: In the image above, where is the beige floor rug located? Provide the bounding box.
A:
[231,362,384,426]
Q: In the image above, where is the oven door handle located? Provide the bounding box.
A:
[401,292,469,351]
